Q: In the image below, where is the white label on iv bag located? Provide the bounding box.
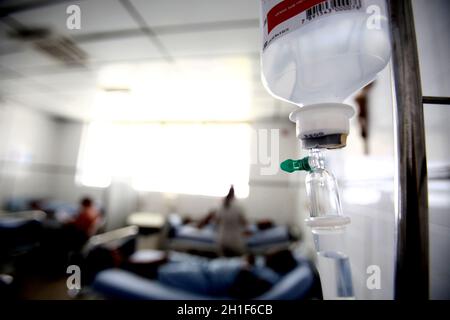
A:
[261,0,365,51]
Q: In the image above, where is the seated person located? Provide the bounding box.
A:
[71,197,101,237]
[24,197,102,275]
[64,197,101,250]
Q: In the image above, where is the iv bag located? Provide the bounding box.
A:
[260,0,391,107]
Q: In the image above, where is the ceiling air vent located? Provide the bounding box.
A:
[9,27,88,66]
[33,36,87,66]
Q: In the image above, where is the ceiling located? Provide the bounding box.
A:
[0,0,294,122]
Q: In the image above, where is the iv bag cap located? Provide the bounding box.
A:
[289,103,355,149]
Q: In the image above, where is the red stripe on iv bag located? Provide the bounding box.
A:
[267,0,324,33]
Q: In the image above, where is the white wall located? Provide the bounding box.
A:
[50,119,104,205]
[0,103,105,216]
[0,102,59,204]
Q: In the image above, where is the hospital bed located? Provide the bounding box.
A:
[163,214,294,255]
[0,210,45,259]
[92,252,318,300]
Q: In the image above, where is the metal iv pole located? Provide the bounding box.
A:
[388,0,429,300]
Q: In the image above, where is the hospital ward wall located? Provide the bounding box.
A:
[0,103,59,205]
[0,102,302,230]
[0,104,103,213]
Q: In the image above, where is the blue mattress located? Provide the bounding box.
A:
[247,226,290,247]
[171,224,290,247]
[175,225,216,244]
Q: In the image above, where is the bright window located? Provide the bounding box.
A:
[77,122,251,198]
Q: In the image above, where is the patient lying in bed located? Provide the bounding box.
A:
[149,250,301,299]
